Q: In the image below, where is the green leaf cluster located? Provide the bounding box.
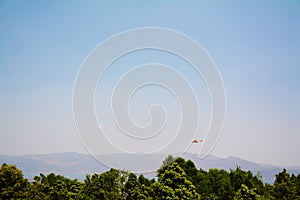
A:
[1,156,300,199]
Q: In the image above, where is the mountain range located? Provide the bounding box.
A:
[1,152,299,184]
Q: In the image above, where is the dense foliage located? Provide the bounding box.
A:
[1,156,300,199]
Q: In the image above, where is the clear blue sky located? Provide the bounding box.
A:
[0,0,299,166]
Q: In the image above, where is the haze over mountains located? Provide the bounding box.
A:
[1,152,299,184]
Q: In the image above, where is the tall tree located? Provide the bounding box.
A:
[157,155,177,176]
[0,163,29,199]
[124,173,150,199]
[230,166,265,195]
[175,157,199,184]
[28,172,83,200]
[207,168,234,200]
[82,168,128,199]
[156,162,200,199]
[295,174,300,198]
[273,169,296,200]
[233,184,261,200]
[150,181,177,200]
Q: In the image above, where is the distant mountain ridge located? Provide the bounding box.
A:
[1,152,299,183]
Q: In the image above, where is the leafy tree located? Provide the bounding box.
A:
[194,169,211,198]
[26,176,48,200]
[263,184,276,200]
[1,158,299,200]
[138,174,154,187]
[157,155,177,176]
[250,172,265,195]
[81,168,128,199]
[273,169,296,200]
[150,181,177,200]
[230,166,265,196]
[27,172,83,200]
[295,174,300,198]
[207,168,234,200]
[124,173,150,199]
[230,167,253,191]
[157,162,200,199]
[175,157,199,184]
[234,184,261,200]
[0,163,29,199]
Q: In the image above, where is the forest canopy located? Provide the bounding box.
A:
[1,155,300,200]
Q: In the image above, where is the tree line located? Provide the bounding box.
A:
[1,155,300,199]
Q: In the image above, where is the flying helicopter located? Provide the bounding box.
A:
[192,139,203,143]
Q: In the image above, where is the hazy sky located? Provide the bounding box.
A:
[1,0,299,166]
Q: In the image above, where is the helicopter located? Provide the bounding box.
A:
[192,139,203,143]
